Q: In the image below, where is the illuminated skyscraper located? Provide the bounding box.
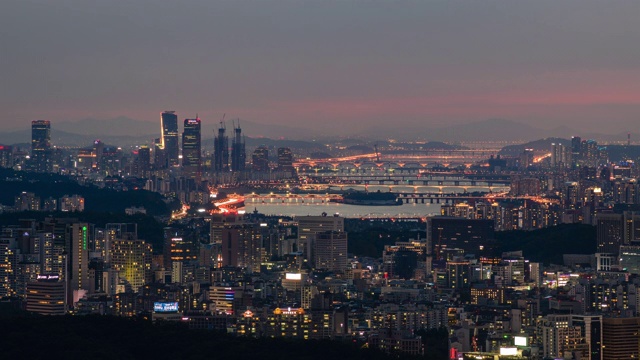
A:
[160,111,179,167]
[277,147,294,171]
[213,122,229,172]
[313,231,347,272]
[67,223,91,300]
[31,120,52,172]
[231,121,246,172]
[182,118,202,181]
[221,222,262,273]
[251,146,269,172]
[110,238,152,292]
[297,214,344,261]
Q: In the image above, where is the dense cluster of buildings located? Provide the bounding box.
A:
[0,116,296,203]
[3,209,640,358]
[6,119,640,358]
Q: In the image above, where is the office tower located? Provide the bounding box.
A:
[163,228,197,270]
[571,315,602,360]
[251,146,269,172]
[596,213,624,255]
[313,231,347,272]
[613,179,639,204]
[213,121,229,172]
[571,136,582,164]
[160,111,179,167]
[220,221,262,273]
[231,121,246,172]
[210,213,245,268]
[182,118,202,181]
[297,214,344,261]
[26,276,67,315]
[277,147,294,171]
[137,146,151,173]
[602,317,640,359]
[0,144,13,168]
[551,142,571,168]
[540,314,590,360]
[67,223,91,297]
[31,120,52,173]
[104,223,137,263]
[110,238,151,291]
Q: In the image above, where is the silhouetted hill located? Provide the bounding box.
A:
[0,315,424,360]
[0,169,174,216]
[494,224,596,265]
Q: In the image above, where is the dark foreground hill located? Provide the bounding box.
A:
[0,312,433,360]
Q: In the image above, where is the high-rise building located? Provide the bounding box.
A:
[596,213,624,255]
[571,315,602,360]
[277,147,294,171]
[67,223,91,299]
[31,120,52,173]
[297,214,344,261]
[231,122,246,172]
[602,317,640,359]
[110,238,151,292]
[0,144,13,168]
[26,275,67,315]
[551,142,571,168]
[160,111,179,167]
[313,231,347,272]
[182,118,202,181]
[539,314,590,360]
[220,221,262,273]
[252,146,269,172]
[213,122,229,172]
[137,146,151,173]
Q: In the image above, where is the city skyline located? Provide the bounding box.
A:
[2,1,640,136]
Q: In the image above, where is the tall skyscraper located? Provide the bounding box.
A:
[182,118,202,181]
[231,121,246,172]
[602,317,640,359]
[213,122,229,172]
[31,120,52,173]
[297,214,344,261]
[110,238,152,292]
[220,221,262,273]
[252,146,269,172]
[277,147,294,171]
[67,223,91,302]
[160,111,179,167]
[313,231,347,272]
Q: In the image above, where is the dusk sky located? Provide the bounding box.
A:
[2,0,640,135]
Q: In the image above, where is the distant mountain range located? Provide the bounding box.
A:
[371,118,636,143]
[0,117,635,147]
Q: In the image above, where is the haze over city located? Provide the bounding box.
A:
[2,0,640,138]
[6,2,640,359]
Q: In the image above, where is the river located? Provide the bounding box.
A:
[243,184,508,218]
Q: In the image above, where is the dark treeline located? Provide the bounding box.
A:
[0,312,442,360]
[494,223,596,265]
[0,168,176,216]
[346,221,596,265]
